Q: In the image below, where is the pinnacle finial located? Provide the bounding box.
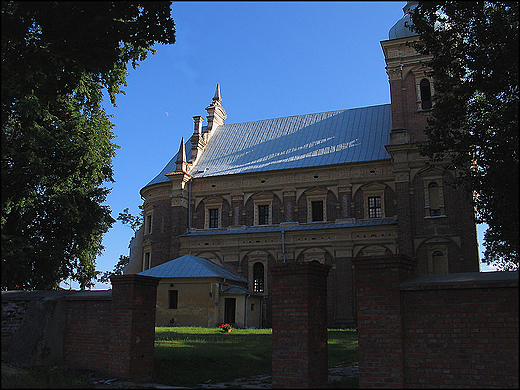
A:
[212,84,222,104]
[175,137,187,172]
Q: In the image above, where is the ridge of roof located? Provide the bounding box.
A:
[145,103,391,187]
[137,254,247,283]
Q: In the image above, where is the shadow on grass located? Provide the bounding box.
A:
[154,330,272,387]
[153,327,358,388]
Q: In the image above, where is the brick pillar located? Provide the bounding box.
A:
[351,255,416,388]
[271,262,330,389]
[110,274,160,379]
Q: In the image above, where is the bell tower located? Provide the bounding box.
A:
[383,2,436,259]
[383,2,480,273]
[381,1,433,144]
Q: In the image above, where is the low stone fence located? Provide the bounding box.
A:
[1,275,159,379]
[352,255,519,388]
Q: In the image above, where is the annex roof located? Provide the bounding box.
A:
[137,254,247,283]
[221,285,263,297]
[146,103,392,186]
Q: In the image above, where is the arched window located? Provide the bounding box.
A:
[428,182,441,216]
[420,79,432,110]
[253,262,264,293]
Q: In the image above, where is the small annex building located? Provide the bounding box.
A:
[138,254,263,328]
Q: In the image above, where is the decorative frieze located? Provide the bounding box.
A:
[190,164,394,194]
[394,170,410,183]
[171,196,188,208]
[141,184,172,201]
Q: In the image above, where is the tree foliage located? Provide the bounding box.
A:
[1,1,176,290]
[117,207,143,234]
[409,1,519,270]
[97,207,143,283]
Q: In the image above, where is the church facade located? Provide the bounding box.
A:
[124,2,479,328]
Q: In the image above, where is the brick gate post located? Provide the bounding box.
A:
[110,274,160,379]
[271,262,330,389]
[351,255,416,388]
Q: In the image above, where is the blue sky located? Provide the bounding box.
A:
[64,1,492,289]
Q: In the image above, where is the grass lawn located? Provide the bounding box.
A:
[154,327,358,388]
[2,327,358,388]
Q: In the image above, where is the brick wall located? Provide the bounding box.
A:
[109,274,160,378]
[64,296,113,372]
[271,262,330,388]
[2,275,159,380]
[352,255,416,388]
[352,255,519,389]
[401,276,519,388]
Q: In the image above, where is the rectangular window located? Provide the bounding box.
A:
[428,183,441,216]
[209,208,219,228]
[145,214,152,234]
[168,290,178,309]
[258,205,269,225]
[143,251,151,271]
[368,197,382,218]
[311,201,324,221]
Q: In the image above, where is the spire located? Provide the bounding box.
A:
[175,137,188,173]
[212,83,222,105]
[205,83,227,133]
[189,85,227,165]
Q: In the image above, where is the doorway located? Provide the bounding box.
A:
[224,298,236,324]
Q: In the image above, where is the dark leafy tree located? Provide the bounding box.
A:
[409,1,518,270]
[1,2,176,289]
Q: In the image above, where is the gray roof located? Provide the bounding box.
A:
[137,254,247,283]
[146,104,392,186]
[181,219,397,237]
[221,285,263,297]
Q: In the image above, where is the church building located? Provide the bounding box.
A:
[124,2,479,328]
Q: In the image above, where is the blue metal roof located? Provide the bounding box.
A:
[146,104,392,187]
[181,219,397,237]
[137,254,247,283]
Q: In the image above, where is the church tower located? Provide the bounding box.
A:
[382,1,433,144]
[383,2,479,274]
